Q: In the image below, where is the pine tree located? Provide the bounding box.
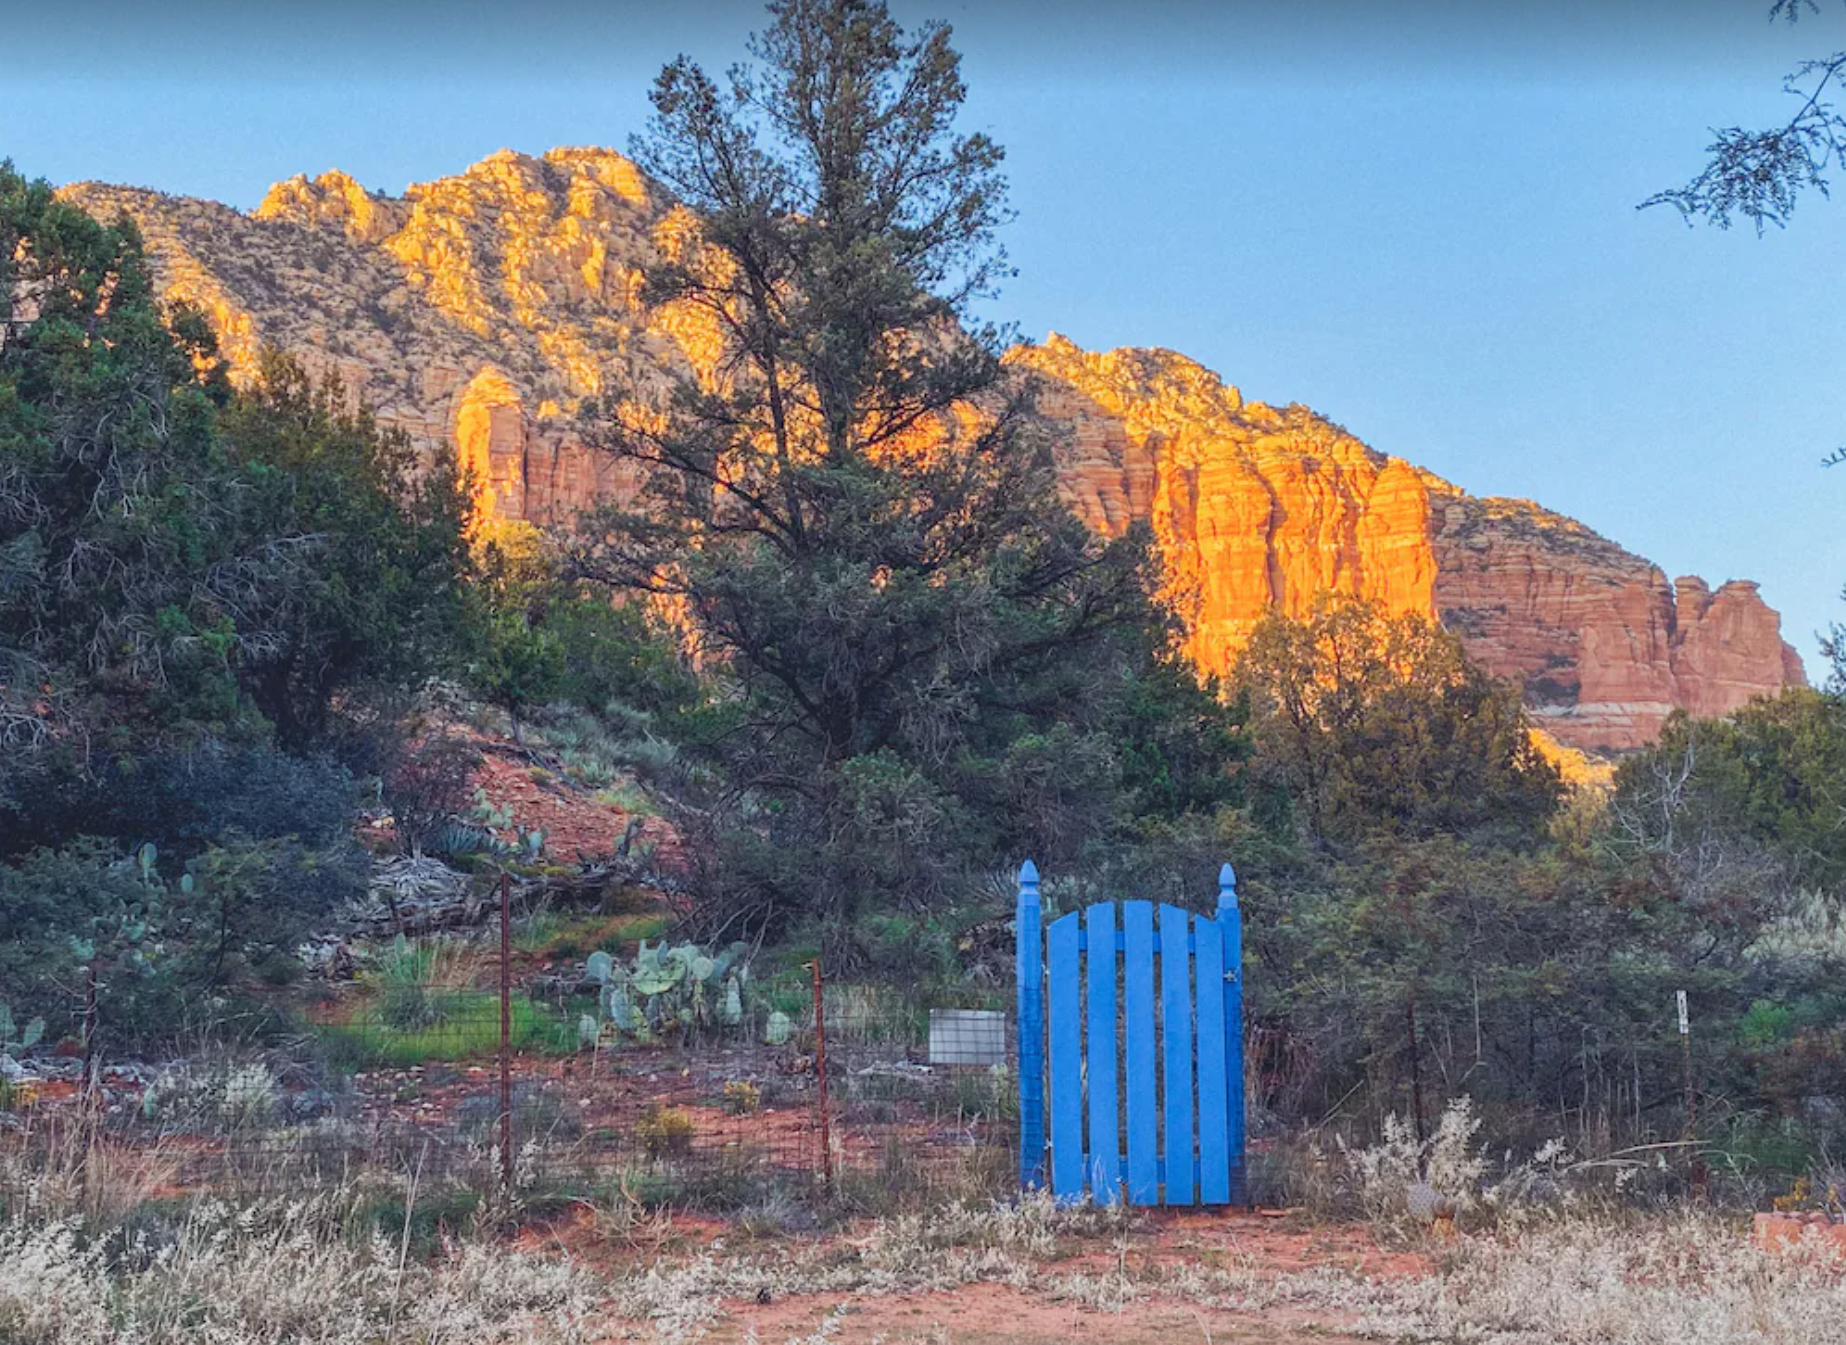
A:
[579,0,1158,941]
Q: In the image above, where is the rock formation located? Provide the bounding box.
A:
[59,148,1805,752]
[1014,337,1441,675]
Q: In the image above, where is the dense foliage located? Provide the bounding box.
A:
[0,166,470,826]
[213,355,472,758]
[0,163,464,1045]
[1,165,239,796]
[1234,599,1562,845]
[1224,647,1846,1164]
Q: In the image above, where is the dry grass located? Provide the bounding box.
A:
[1364,1214,1846,1343]
[0,1196,599,1345]
[2,1120,1842,1345]
[0,1115,187,1226]
[607,1197,1846,1344]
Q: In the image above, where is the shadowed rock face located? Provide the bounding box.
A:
[59,148,1804,752]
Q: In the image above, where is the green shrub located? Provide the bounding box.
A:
[383,733,481,856]
[5,745,358,863]
[0,834,354,1047]
[635,1105,695,1156]
[721,1081,761,1115]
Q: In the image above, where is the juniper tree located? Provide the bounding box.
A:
[0,163,468,837]
[1233,599,1562,847]
[579,0,1167,944]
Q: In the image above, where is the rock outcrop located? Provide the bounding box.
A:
[58,148,1805,751]
[1014,337,1440,676]
[1425,490,1806,749]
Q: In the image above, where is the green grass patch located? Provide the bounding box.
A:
[346,1187,483,1257]
[317,993,577,1068]
[524,911,671,963]
[512,910,565,955]
[591,780,658,817]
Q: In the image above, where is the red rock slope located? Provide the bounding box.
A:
[1018,336,1804,751]
[60,149,1803,752]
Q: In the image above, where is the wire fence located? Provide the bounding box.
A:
[0,959,1021,1213]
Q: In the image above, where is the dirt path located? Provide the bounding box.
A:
[702,1283,1366,1343]
[585,1209,1420,1344]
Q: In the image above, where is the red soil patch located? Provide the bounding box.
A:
[470,748,679,866]
[704,1282,1366,1344]
[1132,1206,1429,1280]
[701,1211,1422,1343]
[1755,1211,1846,1255]
[344,1044,832,1164]
[558,1208,1421,1343]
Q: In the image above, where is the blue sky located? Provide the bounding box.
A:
[7,0,1843,667]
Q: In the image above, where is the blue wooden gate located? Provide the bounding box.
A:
[1015,861,1245,1206]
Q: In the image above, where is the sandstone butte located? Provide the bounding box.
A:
[58,147,1806,754]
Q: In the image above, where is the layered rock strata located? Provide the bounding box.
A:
[60,149,1804,751]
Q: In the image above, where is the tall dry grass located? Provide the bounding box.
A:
[0,1124,598,1344]
[2,1097,1843,1344]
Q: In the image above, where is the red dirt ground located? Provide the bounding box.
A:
[470,747,682,868]
[538,1207,1427,1343]
[704,1283,1362,1344]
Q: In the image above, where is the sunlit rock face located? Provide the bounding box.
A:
[1012,337,1801,750]
[1426,493,1804,750]
[59,148,1804,751]
[1013,336,1439,677]
[63,148,688,529]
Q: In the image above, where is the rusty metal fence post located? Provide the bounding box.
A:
[499,869,514,1194]
[82,961,98,1106]
[811,958,832,1194]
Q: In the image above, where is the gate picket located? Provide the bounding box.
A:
[1194,916,1231,1204]
[1084,902,1120,1203]
[1018,869,1244,1208]
[1220,863,1245,1204]
[1046,913,1084,1198]
[1159,904,1195,1205]
[1122,901,1159,1205]
[1016,862,1044,1191]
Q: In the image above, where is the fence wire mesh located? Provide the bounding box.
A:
[0,958,1021,1212]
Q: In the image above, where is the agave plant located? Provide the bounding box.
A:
[432,821,509,860]
[580,939,749,1048]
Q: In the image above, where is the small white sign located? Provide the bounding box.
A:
[929,1009,1009,1067]
[1677,990,1689,1037]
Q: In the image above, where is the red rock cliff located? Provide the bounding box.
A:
[58,149,1805,751]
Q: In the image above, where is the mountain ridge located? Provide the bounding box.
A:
[59,146,1805,751]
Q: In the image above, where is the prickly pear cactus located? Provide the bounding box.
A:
[581,939,752,1045]
[0,1003,45,1068]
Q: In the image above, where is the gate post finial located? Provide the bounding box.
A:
[1016,860,1046,1191]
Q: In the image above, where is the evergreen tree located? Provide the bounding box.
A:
[579,0,1159,942]
[216,353,472,756]
[1,160,241,803]
[1612,688,1846,895]
[1,164,469,835]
